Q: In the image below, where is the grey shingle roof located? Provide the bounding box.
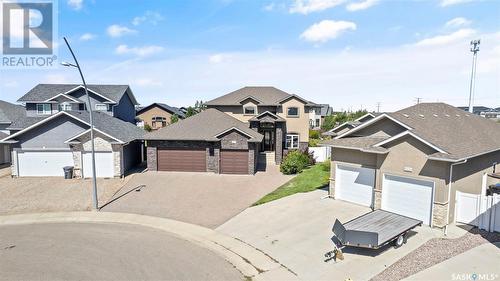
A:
[324,103,500,162]
[0,131,8,139]
[137,103,186,118]
[17,84,137,104]
[144,108,263,142]
[321,136,389,154]
[205,86,315,106]
[0,100,26,124]
[319,104,333,116]
[66,111,145,143]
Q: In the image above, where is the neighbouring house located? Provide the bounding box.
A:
[321,103,500,228]
[322,112,378,137]
[136,103,186,130]
[309,104,333,129]
[0,84,144,178]
[144,108,263,174]
[458,106,500,120]
[0,100,26,164]
[204,86,317,164]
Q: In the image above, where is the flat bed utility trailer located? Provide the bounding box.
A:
[328,210,422,260]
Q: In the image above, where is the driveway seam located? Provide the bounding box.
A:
[0,211,298,281]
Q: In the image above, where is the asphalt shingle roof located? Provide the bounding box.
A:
[321,136,389,154]
[17,84,137,104]
[0,100,26,124]
[205,86,315,106]
[0,131,8,139]
[137,103,186,118]
[144,108,263,142]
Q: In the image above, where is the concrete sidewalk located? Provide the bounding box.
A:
[0,212,298,281]
[405,242,500,281]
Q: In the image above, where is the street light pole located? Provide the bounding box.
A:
[62,37,99,211]
[468,39,480,114]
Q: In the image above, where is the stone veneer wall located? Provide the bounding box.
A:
[275,123,284,164]
[71,134,122,178]
[432,202,448,228]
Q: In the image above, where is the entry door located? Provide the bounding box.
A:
[262,130,275,151]
[382,174,434,225]
[335,164,375,207]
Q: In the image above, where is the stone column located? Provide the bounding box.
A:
[432,202,448,228]
[248,144,255,174]
[147,146,157,171]
[275,123,283,164]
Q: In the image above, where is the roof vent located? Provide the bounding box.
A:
[445,114,450,117]
[419,114,424,118]
[402,114,409,118]
[456,114,460,117]
[433,114,438,117]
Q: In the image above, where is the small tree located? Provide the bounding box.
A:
[144,124,152,132]
[170,114,179,124]
[185,106,197,117]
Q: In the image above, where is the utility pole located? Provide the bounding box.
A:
[376,102,381,113]
[468,39,480,113]
[415,97,422,104]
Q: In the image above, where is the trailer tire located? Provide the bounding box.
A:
[394,235,404,248]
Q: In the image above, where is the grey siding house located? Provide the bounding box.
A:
[0,100,26,165]
[0,84,144,178]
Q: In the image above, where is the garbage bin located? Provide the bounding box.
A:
[63,166,74,179]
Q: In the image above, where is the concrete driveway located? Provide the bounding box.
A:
[217,189,444,281]
[0,222,242,281]
[101,166,293,228]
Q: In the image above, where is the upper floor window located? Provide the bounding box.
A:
[286,134,300,149]
[152,116,167,128]
[95,104,107,111]
[287,107,299,117]
[36,104,51,115]
[58,103,72,111]
[244,106,257,115]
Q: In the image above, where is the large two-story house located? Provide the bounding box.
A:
[144,86,316,174]
[0,84,145,178]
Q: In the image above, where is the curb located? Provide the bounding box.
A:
[0,212,299,281]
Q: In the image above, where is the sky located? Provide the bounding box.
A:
[1,0,499,112]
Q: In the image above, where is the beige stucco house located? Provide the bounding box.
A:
[136,103,186,130]
[321,103,500,229]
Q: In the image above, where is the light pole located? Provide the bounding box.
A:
[468,39,480,114]
[62,37,99,211]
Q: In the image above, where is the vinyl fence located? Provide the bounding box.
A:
[455,191,500,233]
[309,146,331,163]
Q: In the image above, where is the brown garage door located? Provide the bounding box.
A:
[220,150,249,174]
[157,148,206,172]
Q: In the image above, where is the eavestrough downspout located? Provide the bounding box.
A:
[445,159,467,235]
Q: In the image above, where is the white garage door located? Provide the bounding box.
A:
[83,152,114,178]
[335,164,375,207]
[18,151,74,177]
[382,174,434,225]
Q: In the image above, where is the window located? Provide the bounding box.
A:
[286,134,299,149]
[36,104,51,115]
[315,119,320,127]
[58,103,72,111]
[95,104,107,111]
[244,106,256,115]
[287,107,299,117]
[152,116,167,128]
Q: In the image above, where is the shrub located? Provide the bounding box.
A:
[309,138,320,147]
[309,129,320,139]
[144,124,152,132]
[319,160,331,172]
[170,114,179,124]
[280,150,310,175]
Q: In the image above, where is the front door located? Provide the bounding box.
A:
[262,129,275,151]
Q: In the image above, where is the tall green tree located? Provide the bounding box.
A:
[321,110,368,131]
[170,114,179,124]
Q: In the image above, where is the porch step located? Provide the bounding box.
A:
[259,152,276,165]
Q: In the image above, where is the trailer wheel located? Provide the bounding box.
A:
[394,235,404,248]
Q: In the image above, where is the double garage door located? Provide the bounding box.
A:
[335,164,434,225]
[17,151,115,178]
[157,148,249,174]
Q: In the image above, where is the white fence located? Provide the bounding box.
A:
[309,146,331,162]
[455,191,500,232]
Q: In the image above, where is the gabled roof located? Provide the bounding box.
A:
[18,84,138,105]
[249,111,286,122]
[205,86,316,106]
[144,108,263,142]
[323,103,500,162]
[136,103,186,118]
[0,100,25,124]
[1,111,144,144]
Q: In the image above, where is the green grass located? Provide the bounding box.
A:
[253,162,330,206]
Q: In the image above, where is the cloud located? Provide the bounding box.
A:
[209,53,233,63]
[444,17,472,29]
[115,44,164,57]
[414,28,476,47]
[263,3,275,11]
[132,11,164,26]
[289,0,345,14]
[67,0,83,10]
[300,20,356,43]
[107,25,137,38]
[346,0,379,11]
[79,33,96,41]
[440,0,475,7]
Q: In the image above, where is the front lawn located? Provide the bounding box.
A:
[253,162,330,206]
